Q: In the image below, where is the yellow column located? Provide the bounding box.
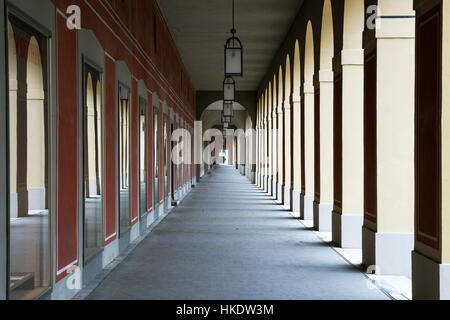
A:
[277,100,284,204]
[292,94,302,214]
[303,82,315,220]
[362,0,415,277]
[283,99,292,210]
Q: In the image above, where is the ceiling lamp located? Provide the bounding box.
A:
[223,101,234,117]
[224,0,243,77]
[223,76,235,102]
[222,111,232,124]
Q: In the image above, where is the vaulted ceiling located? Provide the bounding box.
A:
[157,0,304,91]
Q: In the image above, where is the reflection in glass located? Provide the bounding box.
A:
[139,99,147,218]
[163,116,169,209]
[83,65,103,262]
[8,15,50,300]
[153,108,159,212]
[119,86,131,234]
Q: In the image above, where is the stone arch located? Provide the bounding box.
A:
[304,21,315,86]
[343,0,364,50]
[278,67,283,106]
[285,54,291,101]
[320,0,334,71]
[293,40,301,98]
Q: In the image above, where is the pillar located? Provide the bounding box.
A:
[332,48,364,248]
[292,94,302,214]
[302,82,315,221]
[412,0,450,299]
[272,108,278,199]
[332,0,365,248]
[313,69,334,231]
[277,99,284,204]
[284,98,293,210]
[362,0,416,277]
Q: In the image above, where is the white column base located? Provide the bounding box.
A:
[412,251,450,300]
[292,189,301,213]
[267,178,272,195]
[272,179,277,198]
[362,226,414,277]
[284,186,292,210]
[301,194,314,220]
[277,183,284,204]
[332,211,363,248]
[313,201,332,232]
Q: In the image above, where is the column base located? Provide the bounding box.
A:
[272,179,277,198]
[331,211,363,248]
[313,201,332,232]
[268,178,273,195]
[292,189,301,213]
[265,176,270,193]
[362,226,414,277]
[277,183,284,204]
[412,250,450,300]
[284,186,292,210]
[300,194,314,220]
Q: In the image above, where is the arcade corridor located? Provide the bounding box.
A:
[1,0,449,302]
[85,166,388,300]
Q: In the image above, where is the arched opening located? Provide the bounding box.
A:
[283,54,293,208]
[292,41,302,214]
[303,21,315,220]
[332,0,365,248]
[26,36,46,213]
[314,0,335,232]
[293,41,301,99]
[272,75,278,198]
[200,100,250,172]
[8,21,18,219]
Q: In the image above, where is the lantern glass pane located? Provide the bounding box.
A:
[224,82,235,101]
[223,103,233,117]
[224,122,229,129]
[225,48,242,75]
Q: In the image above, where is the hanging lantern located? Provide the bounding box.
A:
[222,111,232,123]
[223,76,235,102]
[223,101,234,117]
[224,0,243,77]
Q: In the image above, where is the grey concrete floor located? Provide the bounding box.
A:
[87,165,389,300]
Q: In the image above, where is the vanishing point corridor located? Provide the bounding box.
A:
[87,166,388,300]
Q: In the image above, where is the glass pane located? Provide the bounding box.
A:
[224,83,234,101]
[119,87,130,234]
[139,100,147,218]
[225,48,242,75]
[163,116,168,205]
[83,66,103,262]
[153,109,159,211]
[8,16,50,300]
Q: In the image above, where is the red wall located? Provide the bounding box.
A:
[52,0,196,282]
[56,12,79,281]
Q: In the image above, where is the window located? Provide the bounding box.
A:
[163,115,169,209]
[83,62,104,262]
[153,107,160,212]
[7,14,51,300]
[119,85,131,234]
[139,98,148,218]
